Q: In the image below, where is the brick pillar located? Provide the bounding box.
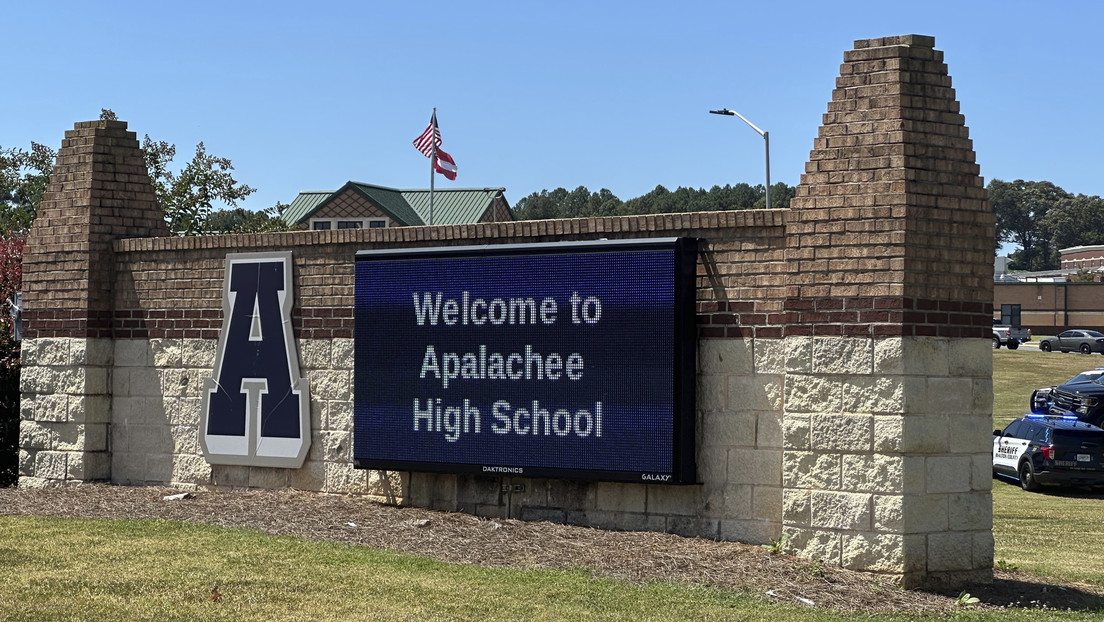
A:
[781,35,995,588]
[19,119,169,487]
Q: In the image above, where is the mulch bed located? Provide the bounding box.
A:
[1,484,1100,615]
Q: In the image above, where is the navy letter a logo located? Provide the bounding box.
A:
[200,252,311,468]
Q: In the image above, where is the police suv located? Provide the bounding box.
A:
[993,414,1104,492]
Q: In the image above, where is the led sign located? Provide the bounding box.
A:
[353,238,697,484]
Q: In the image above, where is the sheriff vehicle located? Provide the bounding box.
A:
[992,414,1104,492]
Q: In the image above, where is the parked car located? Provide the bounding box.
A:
[1030,368,1104,415]
[1038,329,1104,354]
[993,414,1104,491]
[993,319,1031,349]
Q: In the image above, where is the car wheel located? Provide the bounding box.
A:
[1019,461,1040,492]
[1081,344,1092,354]
[992,337,1000,349]
[1008,341,1019,350]
[1041,341,1052,352]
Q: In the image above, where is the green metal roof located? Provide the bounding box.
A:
[402,187,507,225]
[283,190,331,226]
[283,182,510,227]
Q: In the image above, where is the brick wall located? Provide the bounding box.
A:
[18,35,995,589]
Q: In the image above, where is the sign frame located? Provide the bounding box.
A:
[352,237,698,484]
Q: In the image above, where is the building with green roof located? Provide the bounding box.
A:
[283,182,513,230]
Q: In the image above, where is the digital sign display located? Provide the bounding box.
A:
[353,238,697,484]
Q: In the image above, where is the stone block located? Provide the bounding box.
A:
[947,339,992,377]
[900,415,949,454]
[114,396,168,424]
[248,466,289,489]
[843,376,904,414]
[782,415,811,450]
[150,338,182,367]
[211,464,250,488]
[842,454,903,493]
[35,394,69,423]
[311,370,352,401]
[696,374,726,413]
[811,491,871,530]
[756,411,783,448]
[873,415,903,452]
[902,494,948,533]
[20,420,58,450]
[128,424,170,453]
[728,448,782,486]
[324,461,367,494]
[972,531,995,570]
[170,424,201,455]
[783,451,840,490]
[872,494,903,531]
[594,482,646,513]
[666,515,719,539]
[971,378,994,416]
[82,338,114,367]
[753,338,785,374]
[181,339,217,368]
[698,338,754,375]
[332,339,355,370]
[971,454,993,491]
[18,449,32,476]
[900,338,949,377]
[83,424,108,452]
[322,430,350,462]
[20,366,55,394]
[126,368,163,397]
[74,395,112,424]
[68,451,111,481]
[115,340,150,367]
[168,397,201,427]
[368,470,406,503]
[947,415,992,454]
[842,532,904,572]
[720,518,781,545]
[948,491,992,531]
[927,531,975,572]
[785,527,841,566]
[729,374,783,411]
[20,396,34,420]
[289,460,327,492]
[34,451,68,480]
[782,489,810,524]
[783,337,813,373]
[696,445,727,483]
[922,377,974,416]
[752,485,782,521]
[146,453,174,483]
[811,413,872,452]
[785,374,842,413]
[699,410,755,448]
[172,453,210,485]
[926,456,972,493]
[872,337,903,374]
[326,400,353,432]
[33,338,70,366]
[298,339,332,370]
[723,483,754,519]
[812,337,872,374]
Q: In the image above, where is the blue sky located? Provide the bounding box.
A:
[5,1,1102,218]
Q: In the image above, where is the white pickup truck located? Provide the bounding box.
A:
[993,321,1031,349]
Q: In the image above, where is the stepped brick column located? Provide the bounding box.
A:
[780,35,995,588]
[19,119,169,487]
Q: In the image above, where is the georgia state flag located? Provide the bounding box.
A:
[434,149,457,180]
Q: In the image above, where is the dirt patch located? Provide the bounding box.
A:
[1,484,1100,615]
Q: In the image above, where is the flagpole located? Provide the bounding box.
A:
[429,108,436,226]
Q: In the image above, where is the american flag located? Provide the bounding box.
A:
[413,111,441,157]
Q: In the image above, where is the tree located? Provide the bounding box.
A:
[142,137,258,235]
[207,203,292,233]
[0,143,56,233]
[0,233,23,486]
[991,179,1073,271]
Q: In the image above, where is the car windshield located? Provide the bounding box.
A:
[1071,372,1104,383]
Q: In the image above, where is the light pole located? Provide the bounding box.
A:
[709,108,771,209]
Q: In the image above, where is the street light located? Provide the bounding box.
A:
[709,108,771,209]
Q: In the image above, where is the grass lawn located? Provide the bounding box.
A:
[0,515,1100,622]
[991,346,1104,586]
[0,346,1102,620]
